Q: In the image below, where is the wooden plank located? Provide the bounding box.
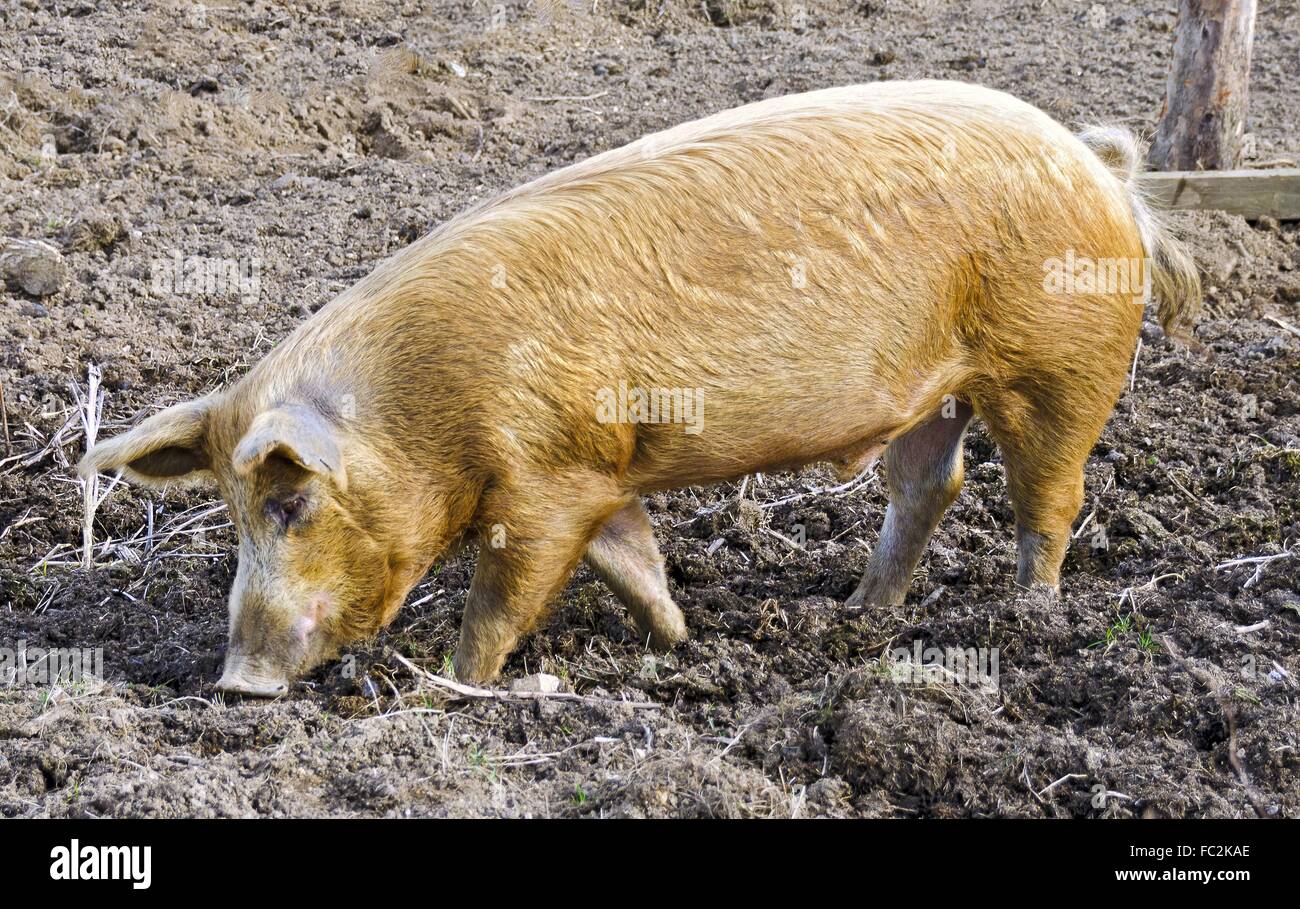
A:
[1138,168,1300,220]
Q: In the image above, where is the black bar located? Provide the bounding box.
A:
[1,819,1281,893]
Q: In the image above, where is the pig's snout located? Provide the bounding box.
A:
[217,652,290,698]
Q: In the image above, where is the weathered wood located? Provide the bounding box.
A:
[1138,169,1300,220]
[1149,0,1256,171]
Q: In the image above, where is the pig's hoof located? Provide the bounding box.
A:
[648,624,688,651]
[633,600,688,650]
[1015,581,1060,605]
[451,658,496,686]
[635,615,688,651]
[845,582,902,610]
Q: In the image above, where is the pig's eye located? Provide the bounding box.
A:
[266,495,307,531]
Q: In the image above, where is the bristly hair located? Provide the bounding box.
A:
[1077,124,1204,349]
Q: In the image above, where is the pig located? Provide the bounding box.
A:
[81,81,1200,695]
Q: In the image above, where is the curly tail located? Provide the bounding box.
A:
[1077,126,1202,346]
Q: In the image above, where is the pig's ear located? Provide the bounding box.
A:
[78,397,213,486]
[232,404,348,492]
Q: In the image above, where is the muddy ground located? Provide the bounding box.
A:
[1,0,1298,818]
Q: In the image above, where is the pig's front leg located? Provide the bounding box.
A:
[584,499,688,650]
[453,473,627,684]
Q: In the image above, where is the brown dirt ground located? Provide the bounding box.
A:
[1,0,1298,818]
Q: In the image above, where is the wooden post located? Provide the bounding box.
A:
[1148,0,1256,171]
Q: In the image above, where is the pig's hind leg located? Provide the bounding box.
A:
[981,397,1100,593]
[846,401,974,608]
[584,500,688,650]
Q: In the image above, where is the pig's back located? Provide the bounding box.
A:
[487,80,1106,206]
[307,81,1143,485]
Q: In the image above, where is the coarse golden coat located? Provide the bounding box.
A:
[83,81,1200,693]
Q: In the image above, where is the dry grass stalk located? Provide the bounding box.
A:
[1214,547,1295,589]
[390,650,661,710]
[69,364,122,569]
[0,377,10,457]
